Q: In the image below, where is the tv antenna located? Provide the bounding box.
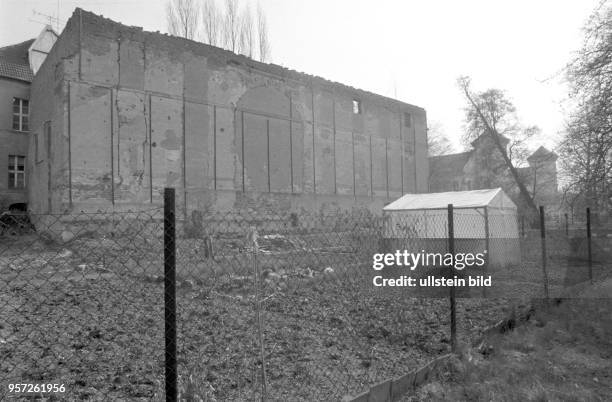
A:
[31,5,64,32]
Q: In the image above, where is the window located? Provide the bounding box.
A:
[404,112,412,128]
[8,155,25,189]
[352,99,362,114]
[12,98,29,131]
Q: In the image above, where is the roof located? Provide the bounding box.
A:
[383,188,517,211]
[429,151,472,174]
[0,39,34,82]
[527,146,558,162]
[0,39,33,64]
[0,61,34,82]
[470,132,510,147]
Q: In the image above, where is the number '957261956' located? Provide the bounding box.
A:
[8,383,65,393]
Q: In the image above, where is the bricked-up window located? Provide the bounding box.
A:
[352,99,362,114]
[404,112,412,128]
[8,155,25,189]
[12,98,29,131]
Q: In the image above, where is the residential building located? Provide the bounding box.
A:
[0,26,57,210]
[429,133,558,211]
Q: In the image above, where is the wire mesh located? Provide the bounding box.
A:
[0,203,610,400]
[0,208,166,400]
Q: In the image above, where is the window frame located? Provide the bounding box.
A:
[12,98,29,132]
[8,155,26,189]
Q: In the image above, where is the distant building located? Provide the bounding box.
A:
[0,26,57,210]
[27,9,428,216]
[520,146,559,205]
[429,133,558,210]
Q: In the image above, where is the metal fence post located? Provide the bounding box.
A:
[587,207,593,283]
[447,204,457,352]
[249,227,268,401]
[483,206,489,298]
[164,188,177,402]
[539,206,549,300]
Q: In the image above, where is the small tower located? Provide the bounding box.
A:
[527,146,558,200]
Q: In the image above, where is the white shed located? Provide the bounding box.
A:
[382,188,520,268]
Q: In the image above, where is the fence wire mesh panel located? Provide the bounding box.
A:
[0,209,166,400]
[0,200,610,401]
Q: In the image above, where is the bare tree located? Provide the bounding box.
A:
[257,3,270,62]
[240,5,255,58]
[427,122,456,191]
[559,106,612,214]
[201,0,223,46]
[166,0,272,61]
[224,0,241,52]
[427,121,454,156]
[458,76,539,215]
[564,0,612,218]
[166,0,200,40]
[461,86,538,166]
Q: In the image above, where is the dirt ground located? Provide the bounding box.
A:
[0,232,532,401]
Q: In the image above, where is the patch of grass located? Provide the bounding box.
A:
[403,284,612,402]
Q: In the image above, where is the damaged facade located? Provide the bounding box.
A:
[28,9,429,216]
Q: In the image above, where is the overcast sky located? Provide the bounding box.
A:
[0,0,599,154]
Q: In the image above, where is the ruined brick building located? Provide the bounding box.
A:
[0,26,57,209]
[429,133,559,211]
[26,9,429,216]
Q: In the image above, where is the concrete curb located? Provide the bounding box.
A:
[341,353,454,402]
[342,282,608,402]
[342,301,537,402]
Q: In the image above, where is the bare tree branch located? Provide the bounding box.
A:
[257,2,270,62]
[224,0,241,52]
[563,1,612,218]
[457,76,539,216]
[166,0,200,40]
[427,121,454,156]
[240,5,255,58]
[202,0,222,46]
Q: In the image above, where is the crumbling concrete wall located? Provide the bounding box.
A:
[28,10,80,214]
[30,8,429,217]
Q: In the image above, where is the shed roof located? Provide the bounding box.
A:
[383,188,516,211]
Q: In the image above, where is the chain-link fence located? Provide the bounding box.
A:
[1,192,610,401]
[1,207,167,400]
